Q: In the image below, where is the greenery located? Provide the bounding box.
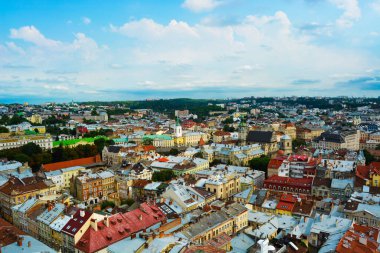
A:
[142,138,153,146]
[292,139,306,149]
[120,198,135,206]
[363,149,377,165]
[168,148,180,156]
[0,126,9,133]
[249,156,270,175]
[152,169,175,182]
[194,152,203,158]
[101,200,115,209]
[223,125,235,132]
[0,142,99,172]
[83,128,113,137]
[0,114,27,125]
[222,117,233,124]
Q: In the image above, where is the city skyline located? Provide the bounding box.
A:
[1,0,380,103]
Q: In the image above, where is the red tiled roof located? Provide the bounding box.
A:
[42,155,101,172]
[336,228,379,253]
[0,176,49,196]
[268,158,284,170]
[183,245,226,253]
[75,203,165,253]
[143,145,156,152]
[353,224,380,241]
[276,201,295,212]
[264,175,313,187]
[214,131,231,136]
[280,193,297,203]
[157,157,169,162]
[0,217,26,246]
[62,209,92,236]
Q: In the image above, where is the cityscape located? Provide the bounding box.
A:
[1,1,380,253]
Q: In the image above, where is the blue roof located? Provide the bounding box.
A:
[2,235,56,253]
[234,187,252,199]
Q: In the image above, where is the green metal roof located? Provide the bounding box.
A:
[53,135,108,147]
[143,134,172,140]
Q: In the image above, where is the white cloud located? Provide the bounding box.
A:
[108,12,370,92]
[371,0,380,14]
[82,17,91,25]
[330,0,361,28]
[182,0,222,12]
[10,26,60,47]
[6,42,25,54]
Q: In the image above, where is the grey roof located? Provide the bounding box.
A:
[2,235,56,253]
[246,131,274,143]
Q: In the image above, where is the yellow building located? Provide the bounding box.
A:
[27,114,43,124]
[29,125,46,134]
[181,202,248,244]
[205,174,241,199]
[0,176,56,222]
[61,166,86,188]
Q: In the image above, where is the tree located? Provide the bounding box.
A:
[14,153,30,163]
[101,200,115,210]
[152,170,175,182]
[0,126,9,133]
[168,148,179,156]
[292,139,306,149]
[194,152,203,158]
[94,138,106,154]
[121,198,135,206]
[249,156,270,175]
[34,128,39,133]
[142,138,153,146]
[363,149,376,165]
[376,144,380,150]
[20,143,42,157]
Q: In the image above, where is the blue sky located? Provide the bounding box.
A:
[0,0,380,103]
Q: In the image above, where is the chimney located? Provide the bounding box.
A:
[90,219,98,231]
[28,241,31,248]
[139,214,143,221]
[80,210,85,217]
[17,236,23,247]
[104,216,110,227]
[359,236,367,246]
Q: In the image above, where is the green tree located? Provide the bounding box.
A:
[101,200,115,209]
[94,138,107,154]
[249,156,270,175]
[152,170,175,182]
[142,138,153,146]
[121,198,135,206]
[363,149,376,165]
[0,126,9,133]
[20,142,42,157]
[14,153,30,163]
[194,152,203,158]
[168,148,180,156]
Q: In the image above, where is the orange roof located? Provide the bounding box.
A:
[268,158,284,169]
[42,155,101,172]
[157,157,169,162]
[280,193,297,203]
[336,229,379,253]
[199,137,205,146]
[353,224,380,241]
[276,201,295,212]
[143,145,156,151]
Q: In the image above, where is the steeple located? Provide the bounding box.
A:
[175,117,182,137]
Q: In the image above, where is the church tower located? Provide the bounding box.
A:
[175,117,183,138]
[280,135,292,155]
[238,116,247,146]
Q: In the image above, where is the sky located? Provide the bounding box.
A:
[0,0,380,103]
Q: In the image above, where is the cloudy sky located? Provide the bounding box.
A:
[0,0,380,103]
